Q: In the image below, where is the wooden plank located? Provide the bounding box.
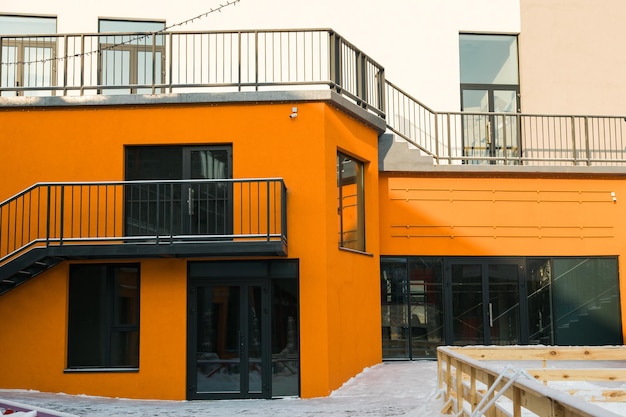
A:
[528,368,626,382]
[449,346,626,361]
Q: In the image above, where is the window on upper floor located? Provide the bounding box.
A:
[67,264,140,370]
[98,19,166,94]
[459,34,520,164]
[337,151,365,252]
[0,15,57,96]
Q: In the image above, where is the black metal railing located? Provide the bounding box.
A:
[0,179,287,265]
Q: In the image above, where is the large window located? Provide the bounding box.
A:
[459,34,520,164]
[382,256,622,360]
[98,19,166,94]
[0,15,57,96]
[67,264,140,369]
[337,152,365,251]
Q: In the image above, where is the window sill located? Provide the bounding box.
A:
[338,246,374,257]
[64,367,139,374]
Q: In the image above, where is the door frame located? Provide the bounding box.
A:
[443,257,528,345]
[460,84,521,163]
[186,278,271,400]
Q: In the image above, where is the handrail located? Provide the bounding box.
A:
[438,346,625,417]
[3,28,626,166]
[0,179,287,266]
[0,29,385,116]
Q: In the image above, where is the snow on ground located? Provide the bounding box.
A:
[0,361,447,417]
[4,360,626,417]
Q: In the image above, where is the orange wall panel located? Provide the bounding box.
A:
[0,101,384,399]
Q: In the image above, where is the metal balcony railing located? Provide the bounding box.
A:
[2,29,626,166]
[0,29,385,117]
[0,179,287,266]
[386,81,626,166]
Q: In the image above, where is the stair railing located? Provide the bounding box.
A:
[0,179,288,267]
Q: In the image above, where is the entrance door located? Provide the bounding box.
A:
[461,87,519,164]
[187,280,270,399]
[447,260,522,345]
[125,145,232,238]
[184,147,232,236]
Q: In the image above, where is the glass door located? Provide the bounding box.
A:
[184,147,232,236]
[461,87,519,164]
[448,260,522,345]
[188,280,270,399]
[124,145,232,238]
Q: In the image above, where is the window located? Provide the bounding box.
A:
[98,19,166,94]
[67,264,140,369]
[459,34,520,164]
[337,152,365,251]
[0,15,57,96]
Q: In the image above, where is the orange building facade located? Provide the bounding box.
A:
[1,1,626,400]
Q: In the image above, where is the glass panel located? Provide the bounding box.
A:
[460,34,519,84]
[337,153,365,251]
[248,286,263,393]
[493,90,519,162]
[408,258,444,359]
[451,264,484,345]
[189,150,230,235]
[553,258,622,345]
[125,147,184,237]
[527,259,553,344]
[488,264,520,345]
[381,258,409,358]
[20,46,54,96]
[0,16,56,35]
[0,45,18,96]
[196,286,241,393]
[272,280,299,396]
[462,90,490,163]
[98,20,165,95]
[68,264,139,368]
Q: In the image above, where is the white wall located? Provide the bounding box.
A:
[0,0,520,111]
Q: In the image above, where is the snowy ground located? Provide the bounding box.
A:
[0,361,447,417]
[3,360,626,417]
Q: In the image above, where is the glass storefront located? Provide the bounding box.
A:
[381,256,622,360]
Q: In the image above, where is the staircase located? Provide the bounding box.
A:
[0,248,64,295]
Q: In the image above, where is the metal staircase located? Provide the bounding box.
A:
[0,179,288,296]
[0,248,64,295]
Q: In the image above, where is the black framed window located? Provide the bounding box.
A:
[67,264,140,369]
[337,151,365,251]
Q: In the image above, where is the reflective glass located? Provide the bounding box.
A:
[0,16,56,35]
[460,34,519,84]
[381,258,409,359]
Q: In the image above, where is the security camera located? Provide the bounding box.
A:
[290,113,298,119]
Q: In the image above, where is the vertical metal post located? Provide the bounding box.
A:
[584,116,591,166]
[46,185,51,247]
[255,31,259,91]
[79,35,85,96]
[282,181,287,244]
[571,116,578,166]
[59,185,65,246]
[151,31,157,95]
[446,113,452,165]
[266,180,271,241]
[237,31,242,91]
[63,35,68,96]
[329,31,341,92]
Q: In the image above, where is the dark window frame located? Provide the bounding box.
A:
[337,151,365,252]
[66,263,140,371]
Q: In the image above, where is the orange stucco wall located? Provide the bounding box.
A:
[0,100,381,399]
[379,172,626,339]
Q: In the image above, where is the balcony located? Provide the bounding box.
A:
[2,29,626,166]
[0,179,287,294]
